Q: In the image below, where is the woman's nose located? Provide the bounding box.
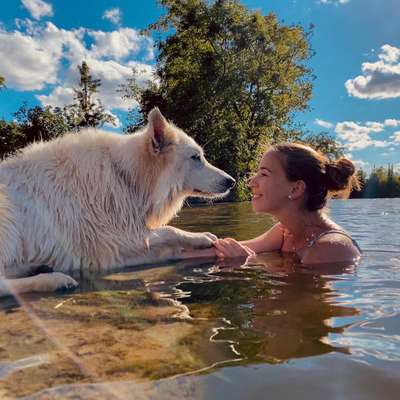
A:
[248,175,257,187]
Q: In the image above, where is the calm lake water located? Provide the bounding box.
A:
[1,198,400,399]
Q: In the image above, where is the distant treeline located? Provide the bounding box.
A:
[351,166,400,199]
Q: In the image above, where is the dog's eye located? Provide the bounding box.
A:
[191,154,201,162]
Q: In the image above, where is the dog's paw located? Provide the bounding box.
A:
[33,272,78,293]
[204,232,218,242]
[185,232,217,249]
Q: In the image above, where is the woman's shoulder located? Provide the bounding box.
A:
[301,230,361,265]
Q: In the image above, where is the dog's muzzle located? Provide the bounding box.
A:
[223,177,236,190]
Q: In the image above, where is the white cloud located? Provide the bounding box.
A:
[314,118,334,129]
[89,28,148,60]
[0,21,155,114]
[36,86,75,108]
[390,131,400,142]
[21,0,53,20]
[335,121,389,150]
[378,44,400,64]
[0,23,84,90]
[15,18,38,34]
[384,119,400,127]
[103,8,122,25]
[346,44,400,99]
[365,121,385,131]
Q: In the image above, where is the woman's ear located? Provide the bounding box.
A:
[289,180,306,200]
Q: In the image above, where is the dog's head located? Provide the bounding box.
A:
[146,107,235,199]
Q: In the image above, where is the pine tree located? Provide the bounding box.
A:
[64,61,116,130]
[385,164,399,197]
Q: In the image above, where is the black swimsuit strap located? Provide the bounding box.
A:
[307,229,362,252]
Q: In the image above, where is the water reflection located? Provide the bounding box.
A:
[1,199,400,399]
[172,201,274,241]
[0,253,359,398]
[171,253,358,364]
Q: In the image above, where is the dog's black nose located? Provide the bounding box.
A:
[224,177,236,189]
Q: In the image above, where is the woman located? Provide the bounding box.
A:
[184,142,361,265]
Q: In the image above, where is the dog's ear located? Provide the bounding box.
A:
[148,107,168,153]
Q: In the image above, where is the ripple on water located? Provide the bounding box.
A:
[1,199,400,399]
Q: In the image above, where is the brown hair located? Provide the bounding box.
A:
[269,142,360,211]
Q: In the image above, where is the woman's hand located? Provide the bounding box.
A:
[213,238,255,259]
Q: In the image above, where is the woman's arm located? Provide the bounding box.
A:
[240,223,284,253]
[213,223,284,258]
[178,223,285,260]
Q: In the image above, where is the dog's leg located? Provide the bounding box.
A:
[110,227,217,268]
[0,273,78,297]
[149,226,217,249]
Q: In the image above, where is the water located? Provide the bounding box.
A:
[1,198,400,399]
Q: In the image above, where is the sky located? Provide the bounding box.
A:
[0,0,399,172]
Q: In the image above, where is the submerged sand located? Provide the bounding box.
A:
[0,266,234,399]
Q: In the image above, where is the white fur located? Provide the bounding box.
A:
[0,108,234,296]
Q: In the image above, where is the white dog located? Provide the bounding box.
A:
[0,108,235,296]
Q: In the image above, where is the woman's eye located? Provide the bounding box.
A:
[191,154,201,162]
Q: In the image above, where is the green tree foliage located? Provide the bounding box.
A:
[118,67,155,132]
[124,0,315,199]
[0,120,24,158]
[64,61,116,130]
[14,104,70,141]
[300,132,344,160]
[0,105,70,159]
[351,165,400,198]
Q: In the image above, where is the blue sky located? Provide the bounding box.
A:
[0,0,399,172]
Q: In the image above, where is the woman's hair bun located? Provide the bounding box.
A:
[325,158,356,191]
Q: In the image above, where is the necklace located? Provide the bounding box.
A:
[280,214,332,254]
[283,228,318,254]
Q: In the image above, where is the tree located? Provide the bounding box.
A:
[360,166,400,198]
[14,104,70,141]
[0,104,70,159]
[350,169,367,198]
[123,0,314,199]
[0,120,24,159]
[118,67,156,133]
[300,132,344,160]
[0,75,5,89]
[383,164,400,197]
[64,61,116,130]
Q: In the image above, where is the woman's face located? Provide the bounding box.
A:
[249,151,294,214]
